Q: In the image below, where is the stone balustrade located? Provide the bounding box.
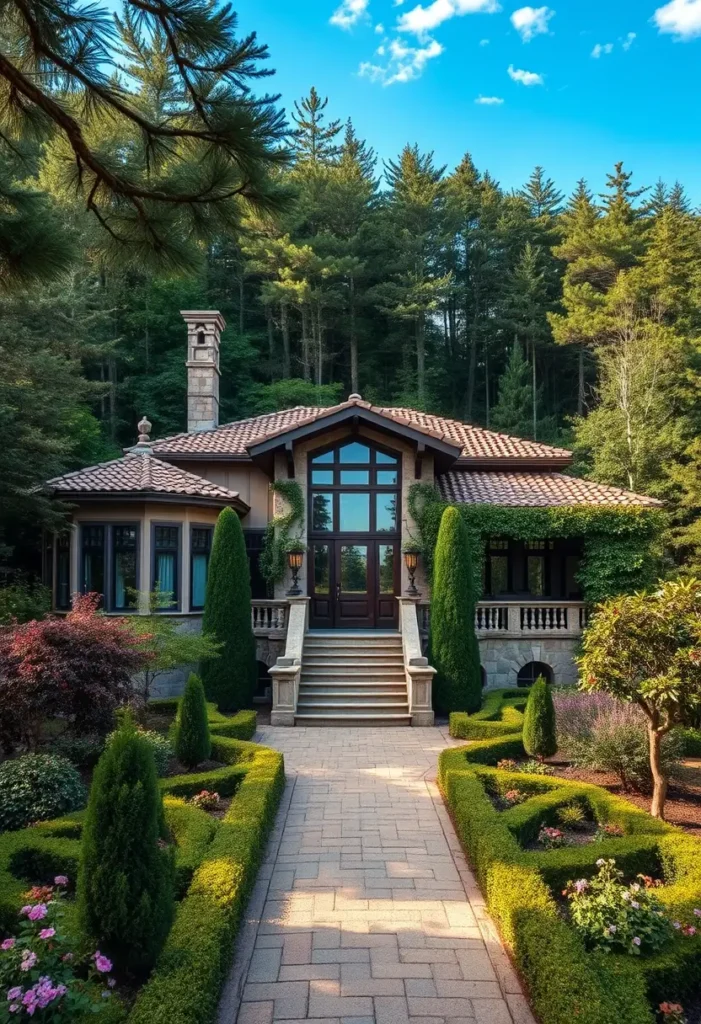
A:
[251,600,289,636]
[419,600,589,638]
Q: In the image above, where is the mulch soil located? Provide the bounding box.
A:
[545,758,701,836]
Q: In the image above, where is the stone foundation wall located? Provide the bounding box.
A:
[479,636,580,690]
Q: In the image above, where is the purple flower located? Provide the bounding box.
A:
[574,879,589,893]
[19,906,32,917]
[53,876,68,887]
[632,936,641,946]
[93,951,113,973]
[108,978,116,988]
[8,1004,19,1013]
[20,952,37,971]
[673,921,682,929]
[7,987,23,1001]
[27,905,48,922]
[38,928,55,941]
[694,909,701,918]
[1,938,16,950]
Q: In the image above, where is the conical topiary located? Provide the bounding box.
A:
[78,713,174,974]
[174,673,211,767]
[522,676,557,759]
[200,506,256,712]
[430,506,482,715]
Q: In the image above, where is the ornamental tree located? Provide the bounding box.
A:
[430,506,482,714]
[579,578,701,819]
[0,593,150,752]
[200,507,256,711]
[522,676,557,759]
[174,674,211,768]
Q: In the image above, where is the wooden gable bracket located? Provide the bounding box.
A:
[415,442,425,480]
[285,441,295,479]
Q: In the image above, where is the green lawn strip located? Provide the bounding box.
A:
[439,710,701,1024]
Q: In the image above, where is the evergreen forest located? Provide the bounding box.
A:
[1,1,701,575]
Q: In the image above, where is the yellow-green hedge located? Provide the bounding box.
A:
[439,714,701,1023]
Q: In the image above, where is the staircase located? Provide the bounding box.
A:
[294,632,411,726]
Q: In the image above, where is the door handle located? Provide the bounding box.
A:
[335,583,341,600]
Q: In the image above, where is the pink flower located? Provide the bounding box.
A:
[8,1005,20,1014]
[7,987,23,1000]
[61,953,73,962]
[27,905,48,921]
[53,876,68,887]
[1,938,16,950]
[694,909,701,918]
[38,928,55,940]
[632,936,641,946]
[93,951,113,973]
[19,906,32,917]
[20,951,37,970]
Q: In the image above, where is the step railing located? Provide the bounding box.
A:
[251,599,289,636]
[419,600,589,638]
[398,598,435,727]
[269,598,308,726]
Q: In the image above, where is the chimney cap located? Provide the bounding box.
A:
[180,310,226,331]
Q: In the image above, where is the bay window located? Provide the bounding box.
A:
[80,523,139,611]
[190,525,212,610]
[152,524,181,610]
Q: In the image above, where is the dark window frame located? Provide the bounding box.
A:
[190,523,213,611]
[56,533,71,611]
[151,522,182,612]
[79,522,140,612]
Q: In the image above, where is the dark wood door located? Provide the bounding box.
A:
[309,539,400,629]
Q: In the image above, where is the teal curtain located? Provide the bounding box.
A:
[158,553,175,605]
[191,553,207,608]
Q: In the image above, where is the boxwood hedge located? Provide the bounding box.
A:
[440,697,701,1024]
[0,706,284,1024]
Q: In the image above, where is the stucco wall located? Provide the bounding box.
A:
[177,463,272,528]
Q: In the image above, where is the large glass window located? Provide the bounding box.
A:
[313,545,330,594]
[153,524,181,610]
[339,442,370,463]
[81,525,105,601]
[312,493,333,531]
[112,525,138,610]
[340,545,368,592]
[190,526,213,610]
[378,544,395,593]
[376,493,397,532]
[307,440,401,538]
[339,492,370,531]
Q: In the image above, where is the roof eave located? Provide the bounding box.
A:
[45,489,250,513]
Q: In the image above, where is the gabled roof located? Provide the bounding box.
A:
[149,397,573,467]
[437,470,661,508]
[45,452,249,511]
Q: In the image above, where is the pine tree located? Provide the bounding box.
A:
[174,673,211,767]
[291,87,342,164]
[430,507,482,715]
[491,344,535,438]
[522,676,557,759]
[200,507,256,712]
[78,714,174,974]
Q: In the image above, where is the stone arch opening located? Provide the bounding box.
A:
[516,660,553,687]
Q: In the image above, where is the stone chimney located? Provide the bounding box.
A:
[182,310,224,432]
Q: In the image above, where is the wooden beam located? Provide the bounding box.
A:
[415,442,425,480]
[285,441,295,479]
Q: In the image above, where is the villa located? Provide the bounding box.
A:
[43,310,659,726]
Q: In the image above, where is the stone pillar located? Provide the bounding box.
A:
[182,310,224,432]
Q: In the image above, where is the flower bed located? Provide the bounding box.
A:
[440,708,701,1024]
[0,706,284,1024]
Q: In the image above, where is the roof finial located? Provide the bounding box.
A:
[348,392,362,402]
[135,415,152,451]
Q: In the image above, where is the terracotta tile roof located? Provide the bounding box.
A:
[45,452,247,506]
[149,398,572,464]
[437,470,662,508]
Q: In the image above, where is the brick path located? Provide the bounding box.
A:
[218,727,535,1024]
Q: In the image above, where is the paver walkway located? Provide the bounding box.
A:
[218,727,535,1024]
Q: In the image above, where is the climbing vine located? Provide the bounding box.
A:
[259,479,305,585]
[408,483,666,603]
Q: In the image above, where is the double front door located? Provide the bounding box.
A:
[307,438,401,629]
[309,538,399,629]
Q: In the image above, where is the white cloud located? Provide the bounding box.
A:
[359,35,444,83]
[397,0,501,37]
[507,63,544,84]
[591,42,613,57]
[510,6,554,41]
[480,36,490,43]
[653,0,701,38]
[330,0,370,29]
[475,94,504,103]
[622,30,636,49]
[375,21,385,31]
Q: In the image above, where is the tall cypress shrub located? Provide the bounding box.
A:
[78,715,174,974]
[430,506,482,715]
[523,676,557,758]
[200,506,256,711]
[174,673,211,767]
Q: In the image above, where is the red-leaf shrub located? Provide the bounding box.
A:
[0,593,151,750]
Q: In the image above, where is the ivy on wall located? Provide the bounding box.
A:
[259,479,305,585]
[408,483,666,603]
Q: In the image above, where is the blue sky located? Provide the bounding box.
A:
[231,0,701,204]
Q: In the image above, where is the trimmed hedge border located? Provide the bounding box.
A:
[441,705,701,1024]
[0,705,284,1024]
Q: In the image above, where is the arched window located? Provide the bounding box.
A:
[517,661,553,687]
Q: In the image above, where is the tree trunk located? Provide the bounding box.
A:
[578,346,585,417]
[648,725,668,819]
[416,315,426,407]
[266,307,275,379]
[280,300,291,378]
[301,307,311,381]
[349,277,358,394]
